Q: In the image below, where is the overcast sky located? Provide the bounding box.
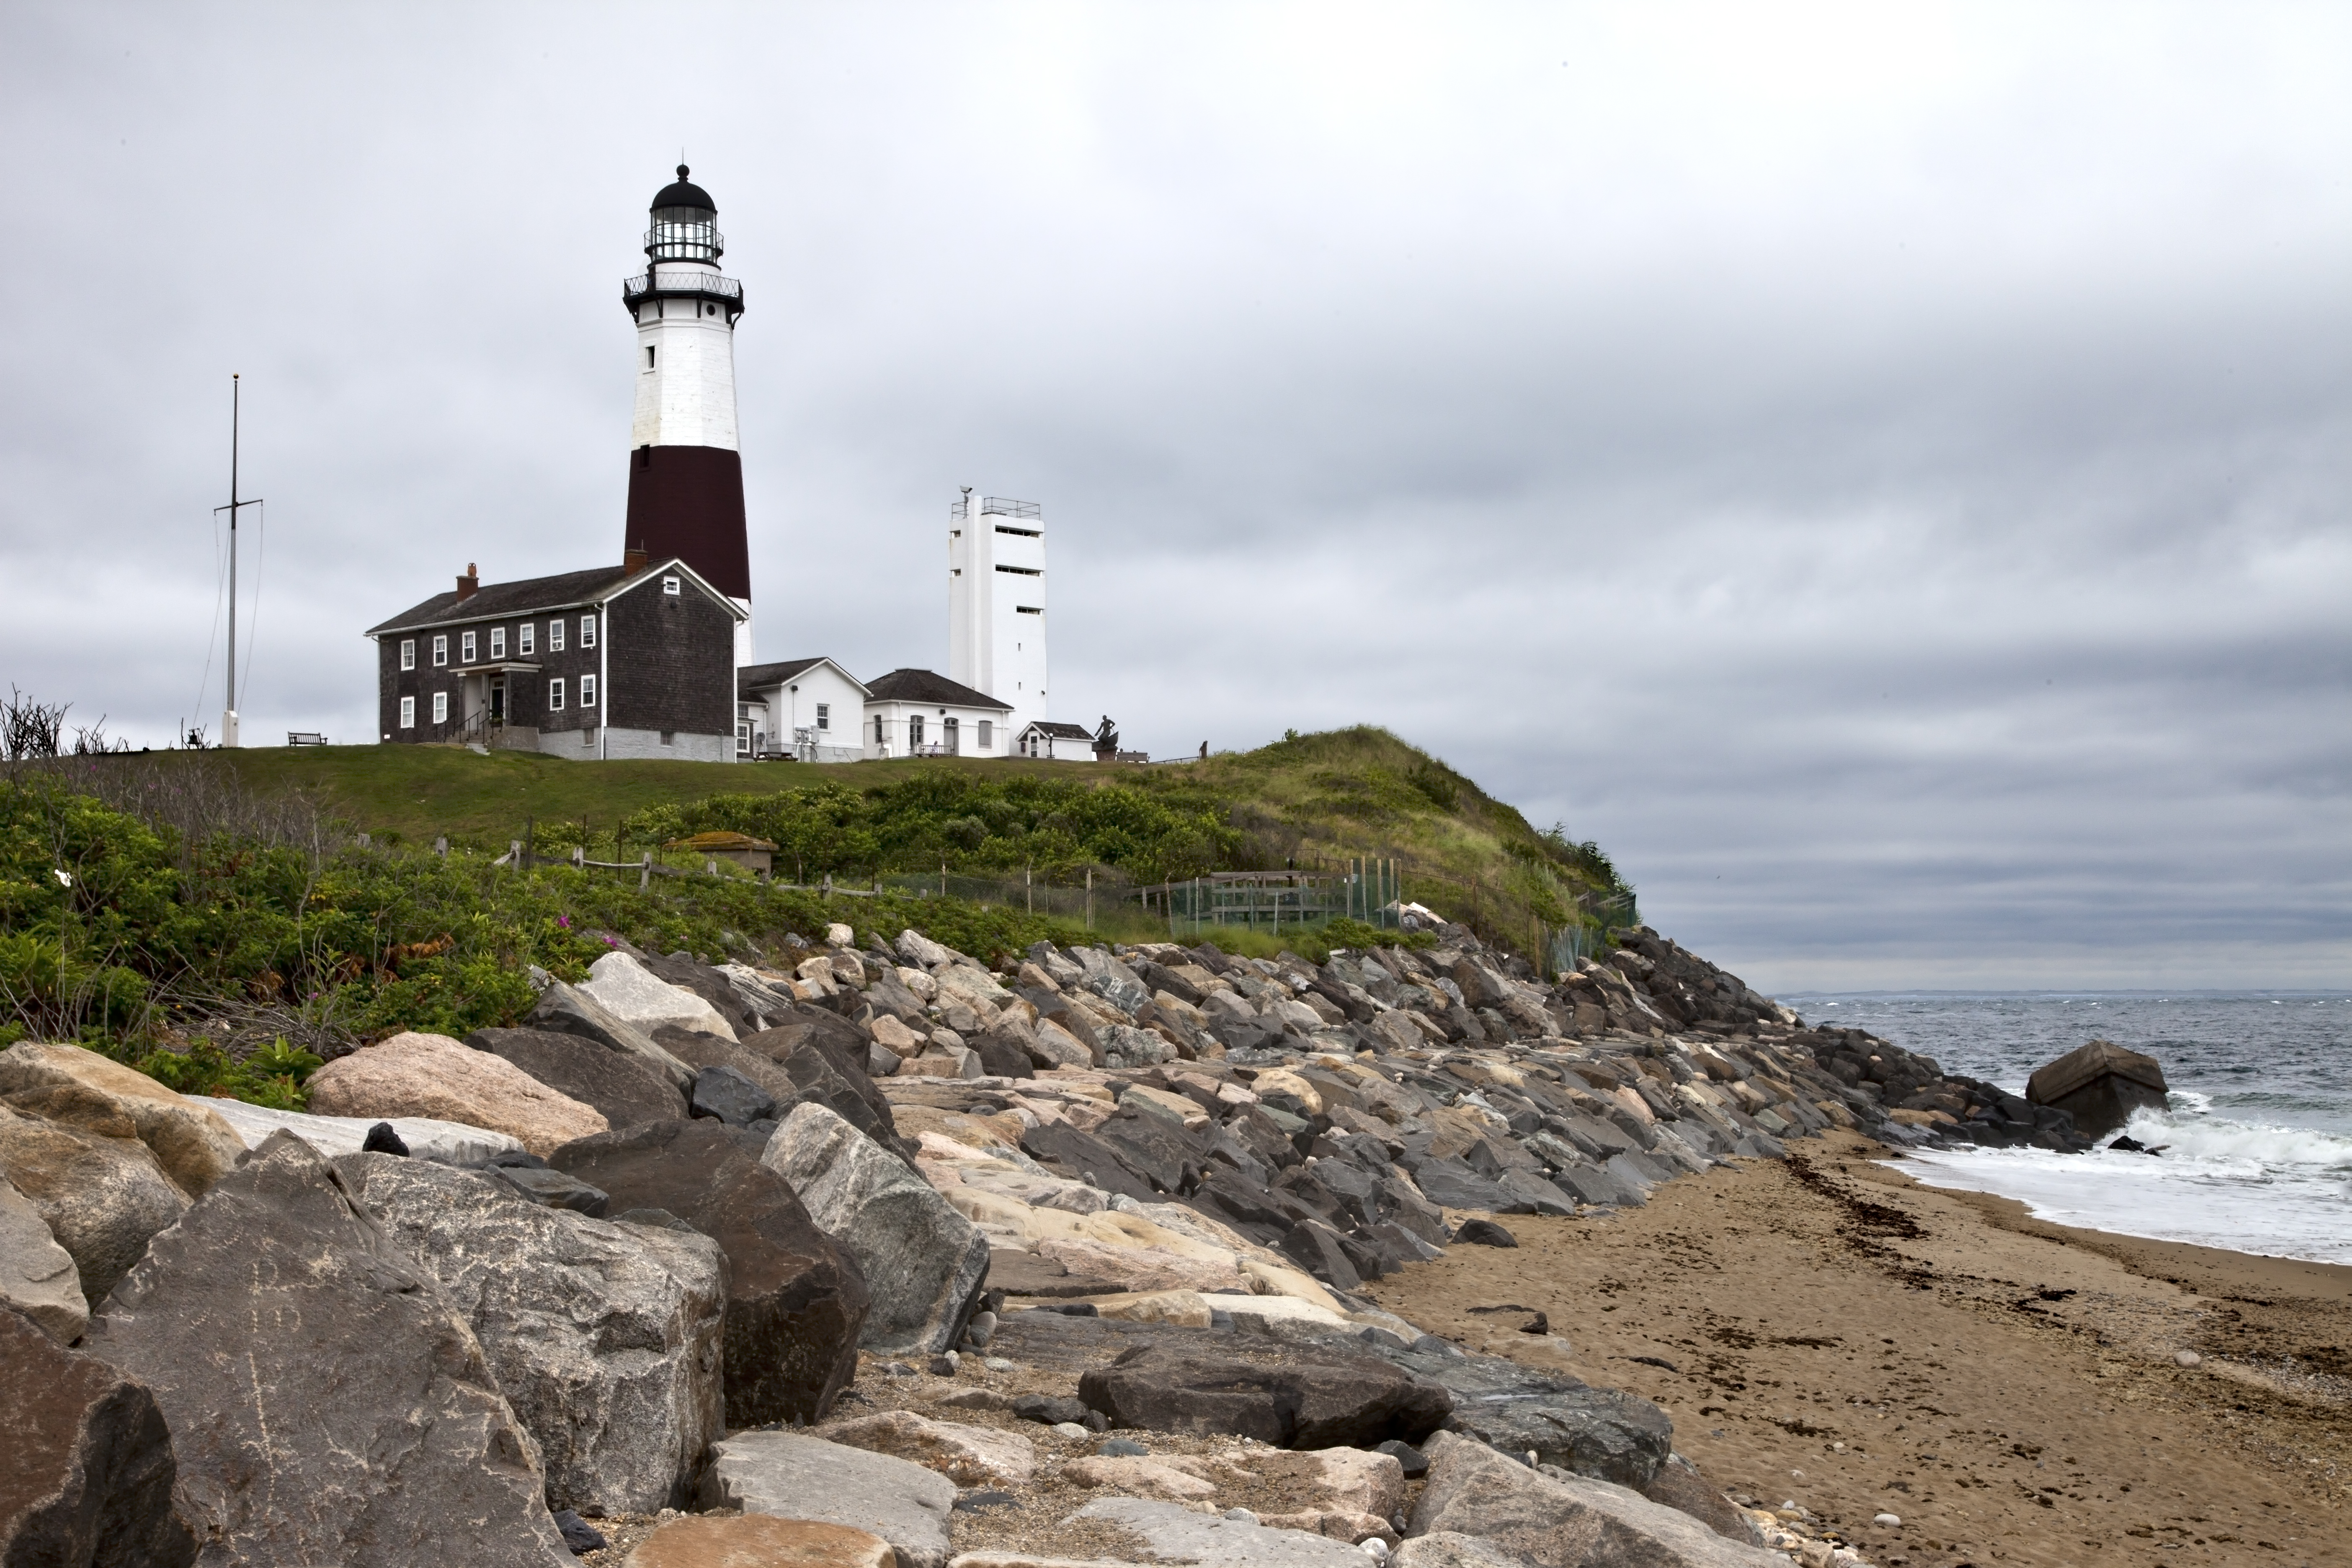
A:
[4,4,2346,990]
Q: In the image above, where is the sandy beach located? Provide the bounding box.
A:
[1369,1128,2352,1568]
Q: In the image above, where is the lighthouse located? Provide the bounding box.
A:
[622,167,755,661]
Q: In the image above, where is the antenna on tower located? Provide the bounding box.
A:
[211,375,263,748]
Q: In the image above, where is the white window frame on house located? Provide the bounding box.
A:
[399,639,415,671]
[490,627,505,659]
[549,619,565,652]
[461,630,477,663]
[977,720,992,750]
[815,702,830,732]
[399,695,415,728]
[662,575,681,596]
[432,634,448,667]
[580,615,596,648]
[579,673,596,707]
[432,691,449,724]
[874,713,886,745]
[518,622,534,655]
[909,714,926,746]
[736,719,750,756]
[548,678,566,711]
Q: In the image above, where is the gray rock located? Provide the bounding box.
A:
[1078,1340,1452,1450]
[1639,1453,1763,1546]
[85,1131,571,1566]
[1410,1158,1528,1214]
[0,1103,187,1305]
[0,1306,196,1566]
[1099,1024,1177,1068]
[1392,1532,1536,1568]
[1065,1497,1375,1568]
[700,1430,957,1568]
[487,1162,612,1217]
[1372,1347,1671,1490]
[467,1027,689,1132]
[550,1119,870,1426]
[1070,948,1153,1015]
[691,1063,779,1126]
[192,1095,527,1164]
[0,1169,87,1343]
[1408,1432,1782,1568]
[763,1102,990,1356]
[529,979,696,1087]
[336,1153,727,1514]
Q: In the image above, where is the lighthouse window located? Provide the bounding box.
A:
[548,619,565,652]
[399,639,415,671]
[432,634,448,667]
[645,346,656,371]
[580,616,597,648]
[399,696,415,729]
[548,678,565,711]
[518,623,534,655]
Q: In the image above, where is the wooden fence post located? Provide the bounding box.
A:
[640,853,651,892]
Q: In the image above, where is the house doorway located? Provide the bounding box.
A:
[488,676,506,724]
[942,717,959,755]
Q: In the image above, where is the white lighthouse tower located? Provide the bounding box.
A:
[621,166,755,663]
[947,489,1048,737]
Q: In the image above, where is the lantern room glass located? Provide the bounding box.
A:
[646,206,723,262]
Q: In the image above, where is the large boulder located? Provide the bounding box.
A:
[549,1119,869,1425]
[1,1169,88,1343]
[1407,1431,1782,1568]
[1077,1340,1452,1450]
[527,979,696,1086]
[0,1103,187,1305]
[84,1132,572,1566]
[738,1023,913,1160]
[699,1431,957,1568]
[2025,1039,2168,1140]
[581,952,739,1041]
[0,1307,196,1566]
[1374,1345,1671,1490]
[336,1153,727,1514]
[763,1102,991,1355]
[0,1042,248,1199]
[305,1031,608,1156]
[193,1096,524,1164]
[467,1027,688,1132]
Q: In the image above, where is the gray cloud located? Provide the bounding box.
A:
[3,3,2346,989]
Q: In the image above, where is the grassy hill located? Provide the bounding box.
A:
[3,726,1633,1091]
[189,726,1633,952]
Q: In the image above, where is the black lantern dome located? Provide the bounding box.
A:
[646,165,723,262]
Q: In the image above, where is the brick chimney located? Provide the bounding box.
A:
[455,563,480,601]
[623,547,648,572]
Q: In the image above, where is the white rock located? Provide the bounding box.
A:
[1873,1511,1902,1527]
[582,952,739,1041]
[193,1096,525,1164]
[702,1431,956,1568]
[826,922,856,947]
[2174,1350,2202,1368]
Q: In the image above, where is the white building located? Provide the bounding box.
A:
[738,657,870,761]
[946,491,1048,738]
[863,669,1011,759]
[1014,720,1096,760]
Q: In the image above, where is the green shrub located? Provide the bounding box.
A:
[135,1037,323,1111]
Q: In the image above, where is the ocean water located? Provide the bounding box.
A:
[1782,992,2352,1265]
